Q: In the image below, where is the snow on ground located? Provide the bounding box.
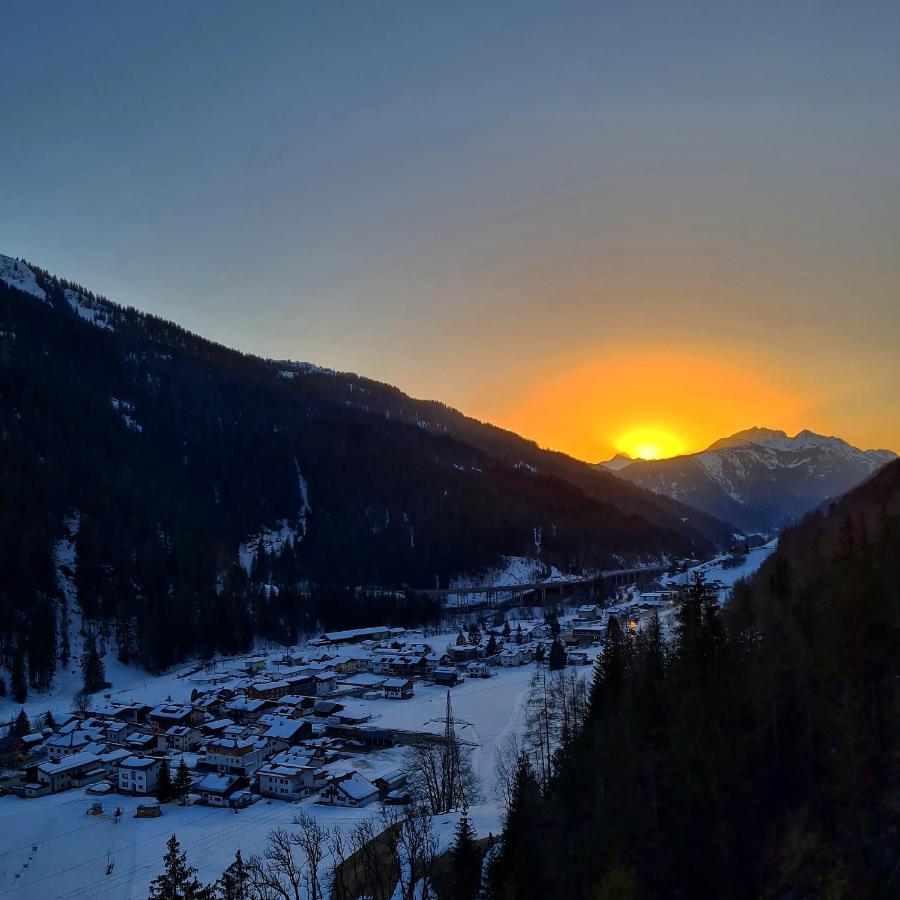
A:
[0,255,46,301]
[663,539,778,601]
[0,641,535,899]
[63,289,115,332]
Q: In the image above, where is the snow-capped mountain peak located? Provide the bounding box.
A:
[608,426,896,534]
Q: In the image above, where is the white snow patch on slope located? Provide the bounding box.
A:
[0,254,46,300]
[64,288,115,331]
[238,459,310,573]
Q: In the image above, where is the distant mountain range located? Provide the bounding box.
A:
[601,427,896,534]
[0,253,734,680]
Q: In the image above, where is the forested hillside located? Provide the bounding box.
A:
[490,460,900,898]
[0,256,732,694]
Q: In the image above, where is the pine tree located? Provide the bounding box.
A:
[81,632,106,693]
[548,638,567,671]
[449,806,483,900]
[156,758,172,803]
[173,758,192,804]
[485,634,498,656]
[216,849,249,900]
[148,834,210,899]
[0,677,6,698]
[11,651,26,704]
[43,710,55,730]
[13,708,30,737]
[492,753,546,899]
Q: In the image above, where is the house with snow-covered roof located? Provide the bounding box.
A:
[318,771,379,807]
[204,737,266,775]
[382,678,414,700]
[116,755,162,795]
[148,703,202,732]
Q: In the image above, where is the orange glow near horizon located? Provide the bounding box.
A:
[618,427,686,461]
[484,346,816,463]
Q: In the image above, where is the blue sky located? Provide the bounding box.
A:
[2,1,898,458]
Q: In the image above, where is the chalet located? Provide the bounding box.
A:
[576,604,601,620]
[328,703,373,726]
[339,673,387,692]
[33,752,108,794]
[499,647,533,667]
[433,666,460,686]
[45,724,104,757]
[372,769,407,795]
[257,761,325,800]
[90,700,150,724]
[566,650,590,666]
[315,626,397,646]
[318,771,379,807]
[124,731,157,752]
[116,755,162,795]
[260,717,311,750]
[572,623,606,646]
[225,697,271,724]
[103,721,130,745]
[195,772,250,807]
[448,644,479,664]
[204,738,266,775]
[160,725,200,752]
[333,653,371,675]
[382,678,414,700]
[311,671,338,695]
[312,700,344,718]
[148,704,202,732]
[246,679,294,701]
[200,718,235,736]
[466,661,491,678]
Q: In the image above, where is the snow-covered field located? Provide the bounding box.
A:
[663,539,778,601]
[0,650,535,899]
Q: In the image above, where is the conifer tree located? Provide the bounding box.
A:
[156,758,172,803]
[449,806,482,900]
[173,758,192,804]
[548,637,567,670]
[13,708,30,737]
[215,850,248,900]
[11,651,26,703]
[148,834,210,899]
[81,632,106,693]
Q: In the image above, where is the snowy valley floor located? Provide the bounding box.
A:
[0,658,535,899]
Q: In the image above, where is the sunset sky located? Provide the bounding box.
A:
[2,1,898,462]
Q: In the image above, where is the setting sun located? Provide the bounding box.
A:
[619,428,685,461]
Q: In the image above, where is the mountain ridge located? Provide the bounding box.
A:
[0,252,735,681]
[604,424,895,533]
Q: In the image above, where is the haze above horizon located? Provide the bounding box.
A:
[2,1,898,461]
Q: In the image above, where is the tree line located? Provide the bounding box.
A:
[488,464,900,898]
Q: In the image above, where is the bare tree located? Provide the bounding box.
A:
[246,828,304,900]
[291,813,328,900]
[523,667,590,790]
[347,818,394,900]
[381,805,438,900]
[406,691,482,814]
[325,827,352,900]
[71,690,90,717]
[494,731,522,815]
